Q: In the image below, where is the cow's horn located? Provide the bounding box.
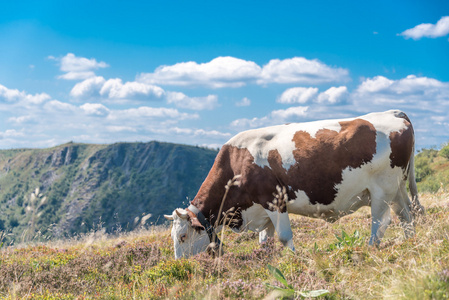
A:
[164,214,174,220]
[175,209,189,219]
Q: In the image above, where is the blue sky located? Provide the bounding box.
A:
[0,1,448,150]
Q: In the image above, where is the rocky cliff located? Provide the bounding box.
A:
[0,142,217,242]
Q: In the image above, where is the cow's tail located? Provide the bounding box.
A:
[407,146,418,202]
[407,145,424,215]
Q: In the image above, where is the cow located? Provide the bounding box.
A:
[164,110,424,259]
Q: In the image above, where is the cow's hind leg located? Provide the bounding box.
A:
[265,209,295,251]
[369,186,394,245]
[259,222,275,244]
[391,183,415,239]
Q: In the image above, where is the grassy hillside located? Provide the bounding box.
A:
[0,142,217,244]
[0,192,448,299]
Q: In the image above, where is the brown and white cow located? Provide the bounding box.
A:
[165,110,424,259]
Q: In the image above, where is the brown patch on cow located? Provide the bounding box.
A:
[390,116,414,171]
[267,149,286,177]
[191,145,253,227]
[268,149,297,200]
[289,118,377,205]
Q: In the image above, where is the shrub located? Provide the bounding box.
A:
[415,149,437,182]
[144,259,196,284]
[8,216,19,228]
[440,144,449,160]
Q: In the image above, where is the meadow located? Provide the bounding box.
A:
[0,190,448,299]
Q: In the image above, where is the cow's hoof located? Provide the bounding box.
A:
[287,240,296,252]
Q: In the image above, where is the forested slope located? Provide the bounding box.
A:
[0,142,217,243]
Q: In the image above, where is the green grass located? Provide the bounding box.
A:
[1,192,448,299]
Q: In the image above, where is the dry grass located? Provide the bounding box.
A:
[1,192,448,299]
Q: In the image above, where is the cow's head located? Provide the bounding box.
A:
[164,208,211,259]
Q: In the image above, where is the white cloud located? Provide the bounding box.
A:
[0,129,24,139]
[230,116,270,129]
[51,53,109,80]
[80,103,110,116]
[163,127,231,138]
[356,75,447,98]
[352,75,449,115]
[71,76,218,110]
[231,106,309,129]
[71,76,165,102]
[44,100,77,112]
[99,78,165,100]
[356,76,393,93]
[138,56,349,88]
[138,56,261,88]
[147,127,232,144]
[271,106,309,120]
[8,115,34,124]
[277,87,318,104]
[230,74,449,147]
[60,53,108,72]
[400,16,449,40]
[109,106,199,120]
[106,126,137,133]
[60,71,97,81]
[192,129,232,138]
[236,97,251,107]
[277,86,347,105]
[259,57,349,85]
[0,84,51,105]
[166,92,218,110]
[316,86,348,104]
[71,76,106,98]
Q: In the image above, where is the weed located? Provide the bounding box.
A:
[327,230,363,250]
[266,264,329,299]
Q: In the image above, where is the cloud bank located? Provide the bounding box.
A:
[138,56,349,88]
[2,53,448,150]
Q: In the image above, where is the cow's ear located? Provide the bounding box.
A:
[190,217,205,230]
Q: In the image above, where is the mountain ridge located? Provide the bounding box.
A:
[0,141,218,243]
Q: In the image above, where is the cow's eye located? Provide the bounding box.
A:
[179,233,187,243]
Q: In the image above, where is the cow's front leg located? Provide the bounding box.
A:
[265,209,295,251]
[259,222,275,244]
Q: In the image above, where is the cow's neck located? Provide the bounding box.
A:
[190,146,242,226]
[190,187,225,226]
